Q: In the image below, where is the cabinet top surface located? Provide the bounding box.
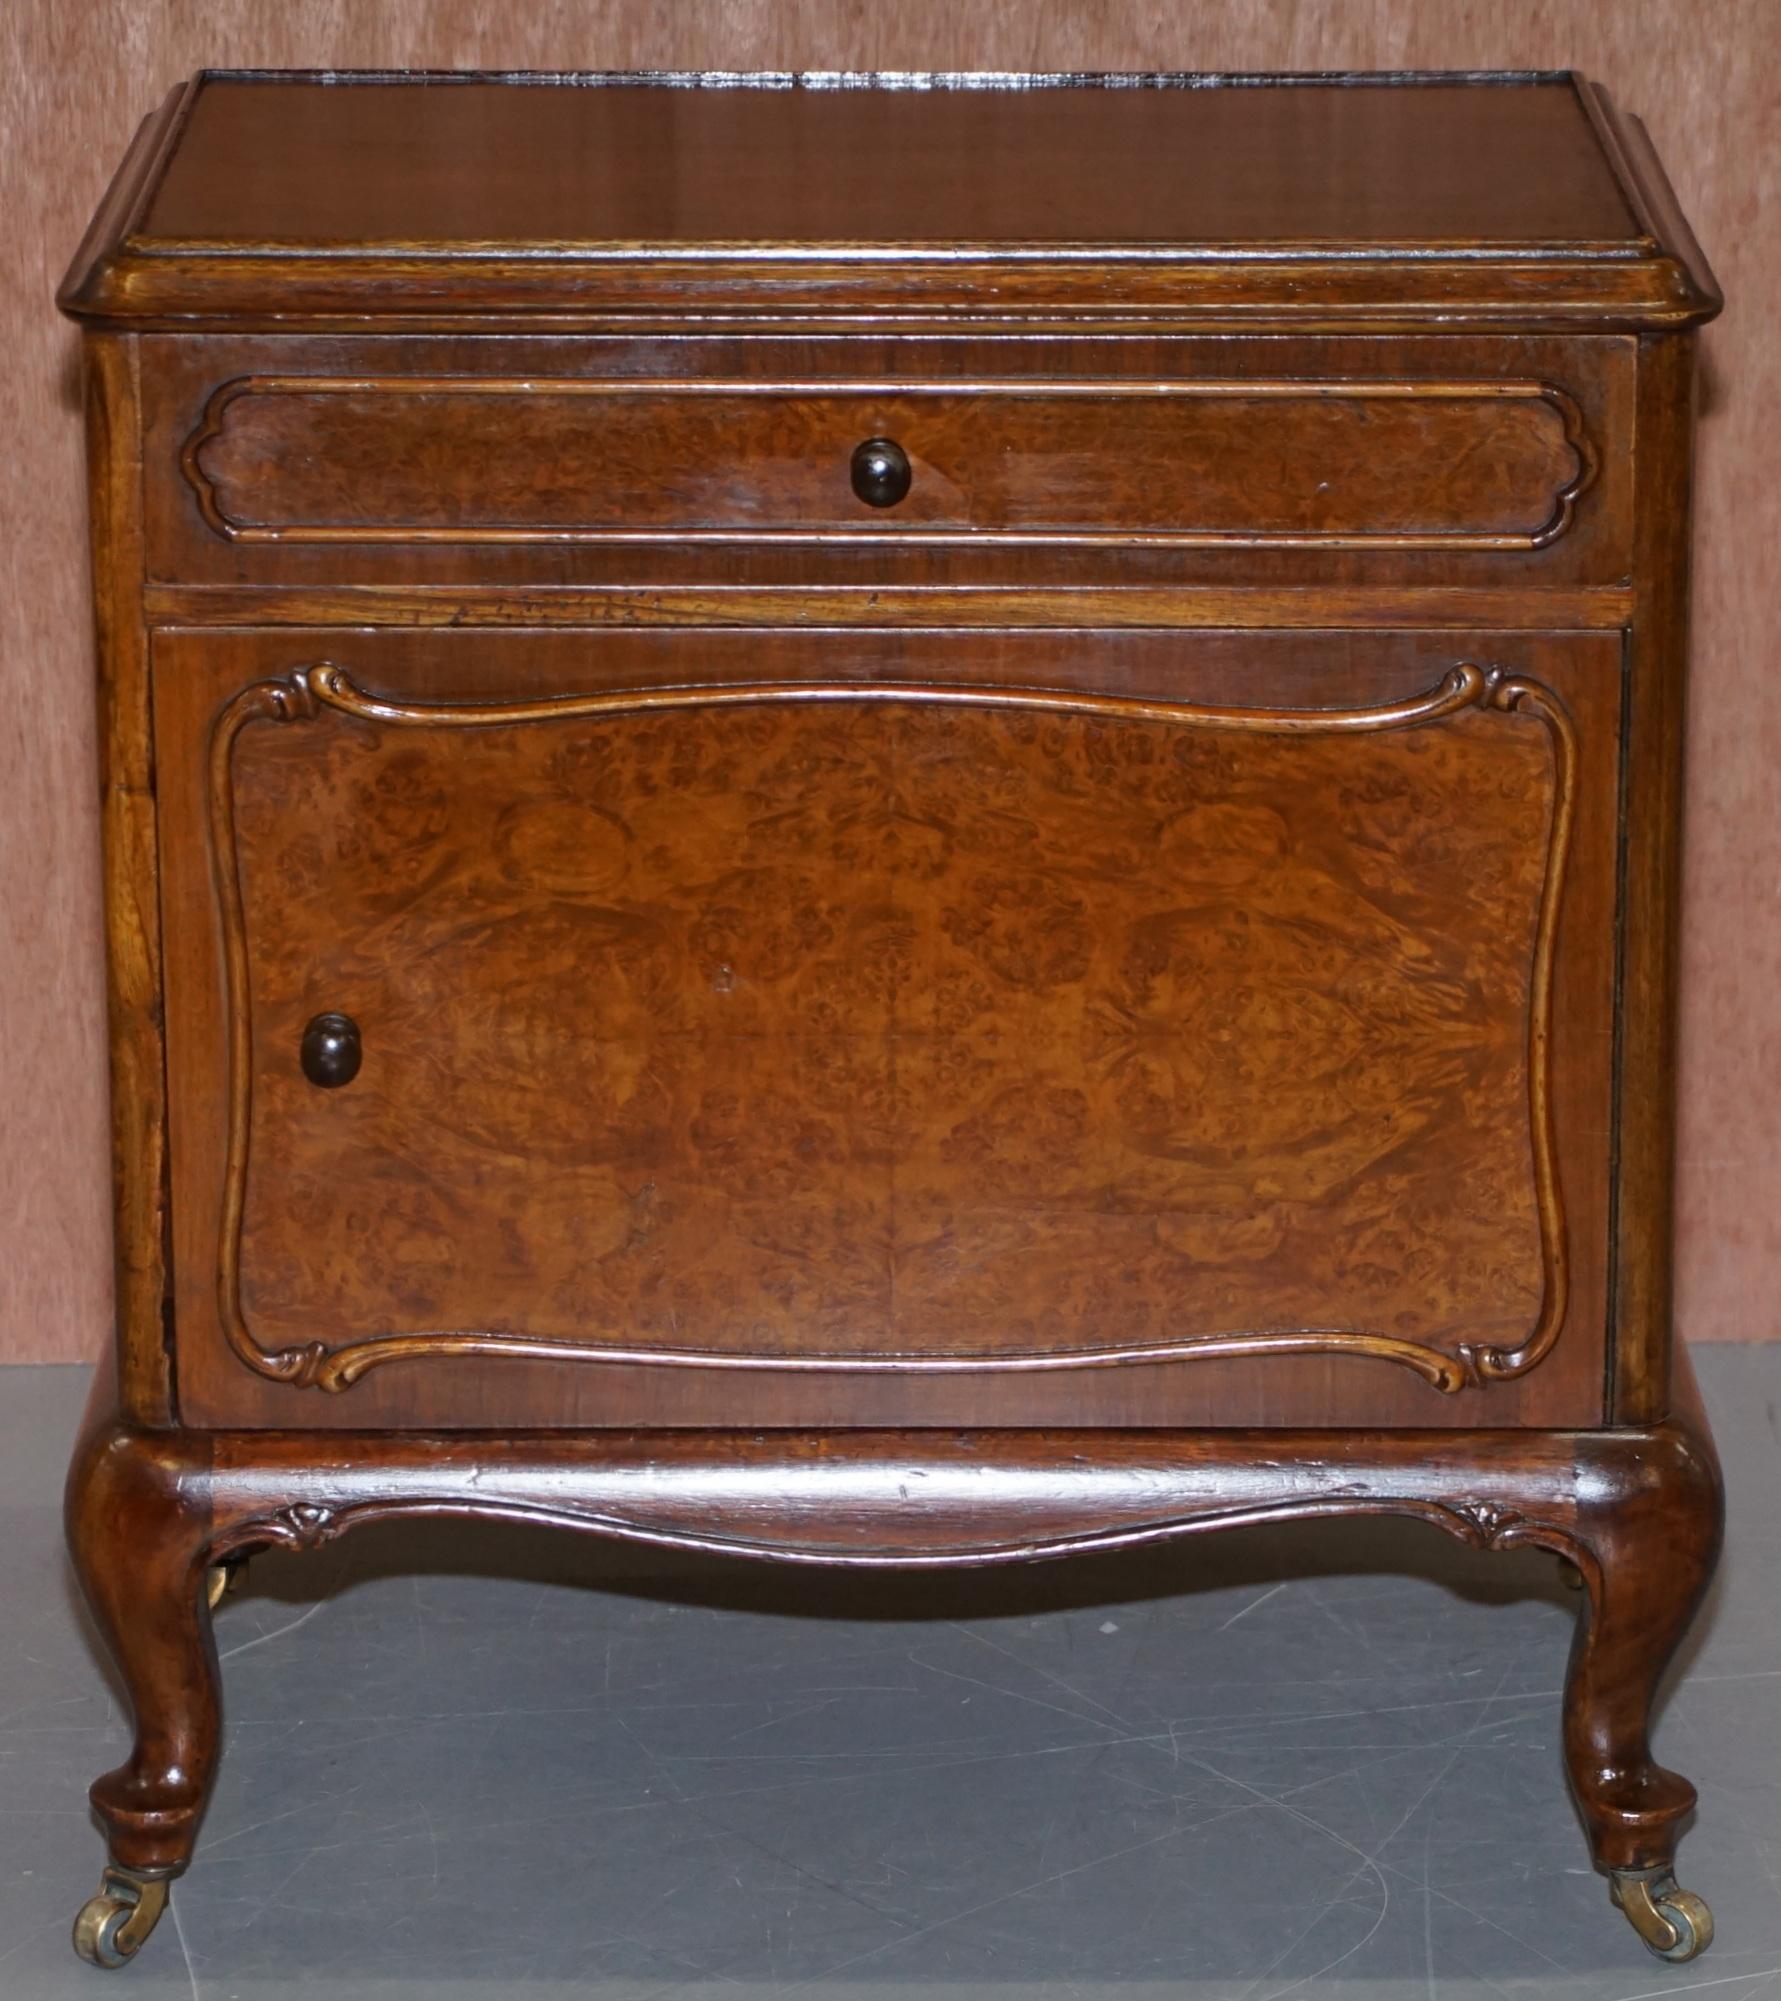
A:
[61,70,1719,329]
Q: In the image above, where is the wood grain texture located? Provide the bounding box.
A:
[133,71,1649,250]
[140,582,1639,631]
[83,338,174,1423]
[204,661,1562,1398]
[49,69,1732,1969]
[179,373,1595,550]
[4,2,1774,1364]
[138,330,1637,594]
[152,625,1625,1433]
[59,72,1715,331]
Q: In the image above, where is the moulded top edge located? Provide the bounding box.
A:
[57,70,1722,330]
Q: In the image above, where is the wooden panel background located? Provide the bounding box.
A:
[1,2,1775,1364]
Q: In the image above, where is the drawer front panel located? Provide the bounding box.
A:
[142,335,1635,589]
[181,374,1591,550]
[156,628,1621,1431]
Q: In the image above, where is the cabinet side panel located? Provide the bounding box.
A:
[86,332,173,1422]
[1610,332,1697,1421]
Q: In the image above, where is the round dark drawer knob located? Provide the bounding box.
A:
[300,1012,362,1089]
[850,436,912,508]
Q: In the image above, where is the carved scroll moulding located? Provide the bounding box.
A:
[206,665,1574,1396]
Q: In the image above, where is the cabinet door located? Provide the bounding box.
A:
[155,627,1621,1431]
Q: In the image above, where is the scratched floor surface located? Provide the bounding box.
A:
[2,1348,1778,2000]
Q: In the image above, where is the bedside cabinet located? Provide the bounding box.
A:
[58,69,1723,1968]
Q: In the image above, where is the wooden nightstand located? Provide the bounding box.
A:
[58,69,1723,1968]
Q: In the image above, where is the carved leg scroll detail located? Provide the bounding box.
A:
[59,1400,1722,1967]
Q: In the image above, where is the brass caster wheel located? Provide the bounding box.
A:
[205,1554,249,1611]
[1557,1556,1586,1591]
[1610,1868,1714,1962]
[72,1865,172,1968]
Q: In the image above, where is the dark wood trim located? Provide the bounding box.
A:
[186,67,1587,90]
[1577,82,1722,319]
[86,335,174,1426]
[62,254,1719,337]
[1609,334,1697,1421]
[57,88,187,308]
[65,1357,1721,1881]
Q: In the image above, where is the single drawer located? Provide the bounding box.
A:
[142,334,1636,593]
[181,372,1595,551]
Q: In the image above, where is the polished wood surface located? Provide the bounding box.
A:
[65,1350,1724,1882]
[1610,331,1698,1420]
[179,373,1594,550]
[84,337,174,1423]
[152,627,1623,1432]
[140,581,1641,631]
[9,7,1775,1378]
[54,67,1728,1969]
[141,73,1647,248]
[139,332,1636,594]
[221,668,1558,1392]
[59,71,1716,330]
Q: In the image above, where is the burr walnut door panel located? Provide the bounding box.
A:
[154,628,1622,1432]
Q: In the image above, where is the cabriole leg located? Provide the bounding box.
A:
[1565,1418,1723,1960]
[56,1408,1725,1967]
[65,1426,221,1965]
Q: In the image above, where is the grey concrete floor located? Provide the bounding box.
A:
[2,1349,1778,2000]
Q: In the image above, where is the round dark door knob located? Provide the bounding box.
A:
[850,436,912,508]
[300,1012,362,1089]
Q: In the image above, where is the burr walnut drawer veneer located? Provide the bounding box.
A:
[168,366,1607,553]
[142,335,1633,586]
[58,70,1724,1970]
